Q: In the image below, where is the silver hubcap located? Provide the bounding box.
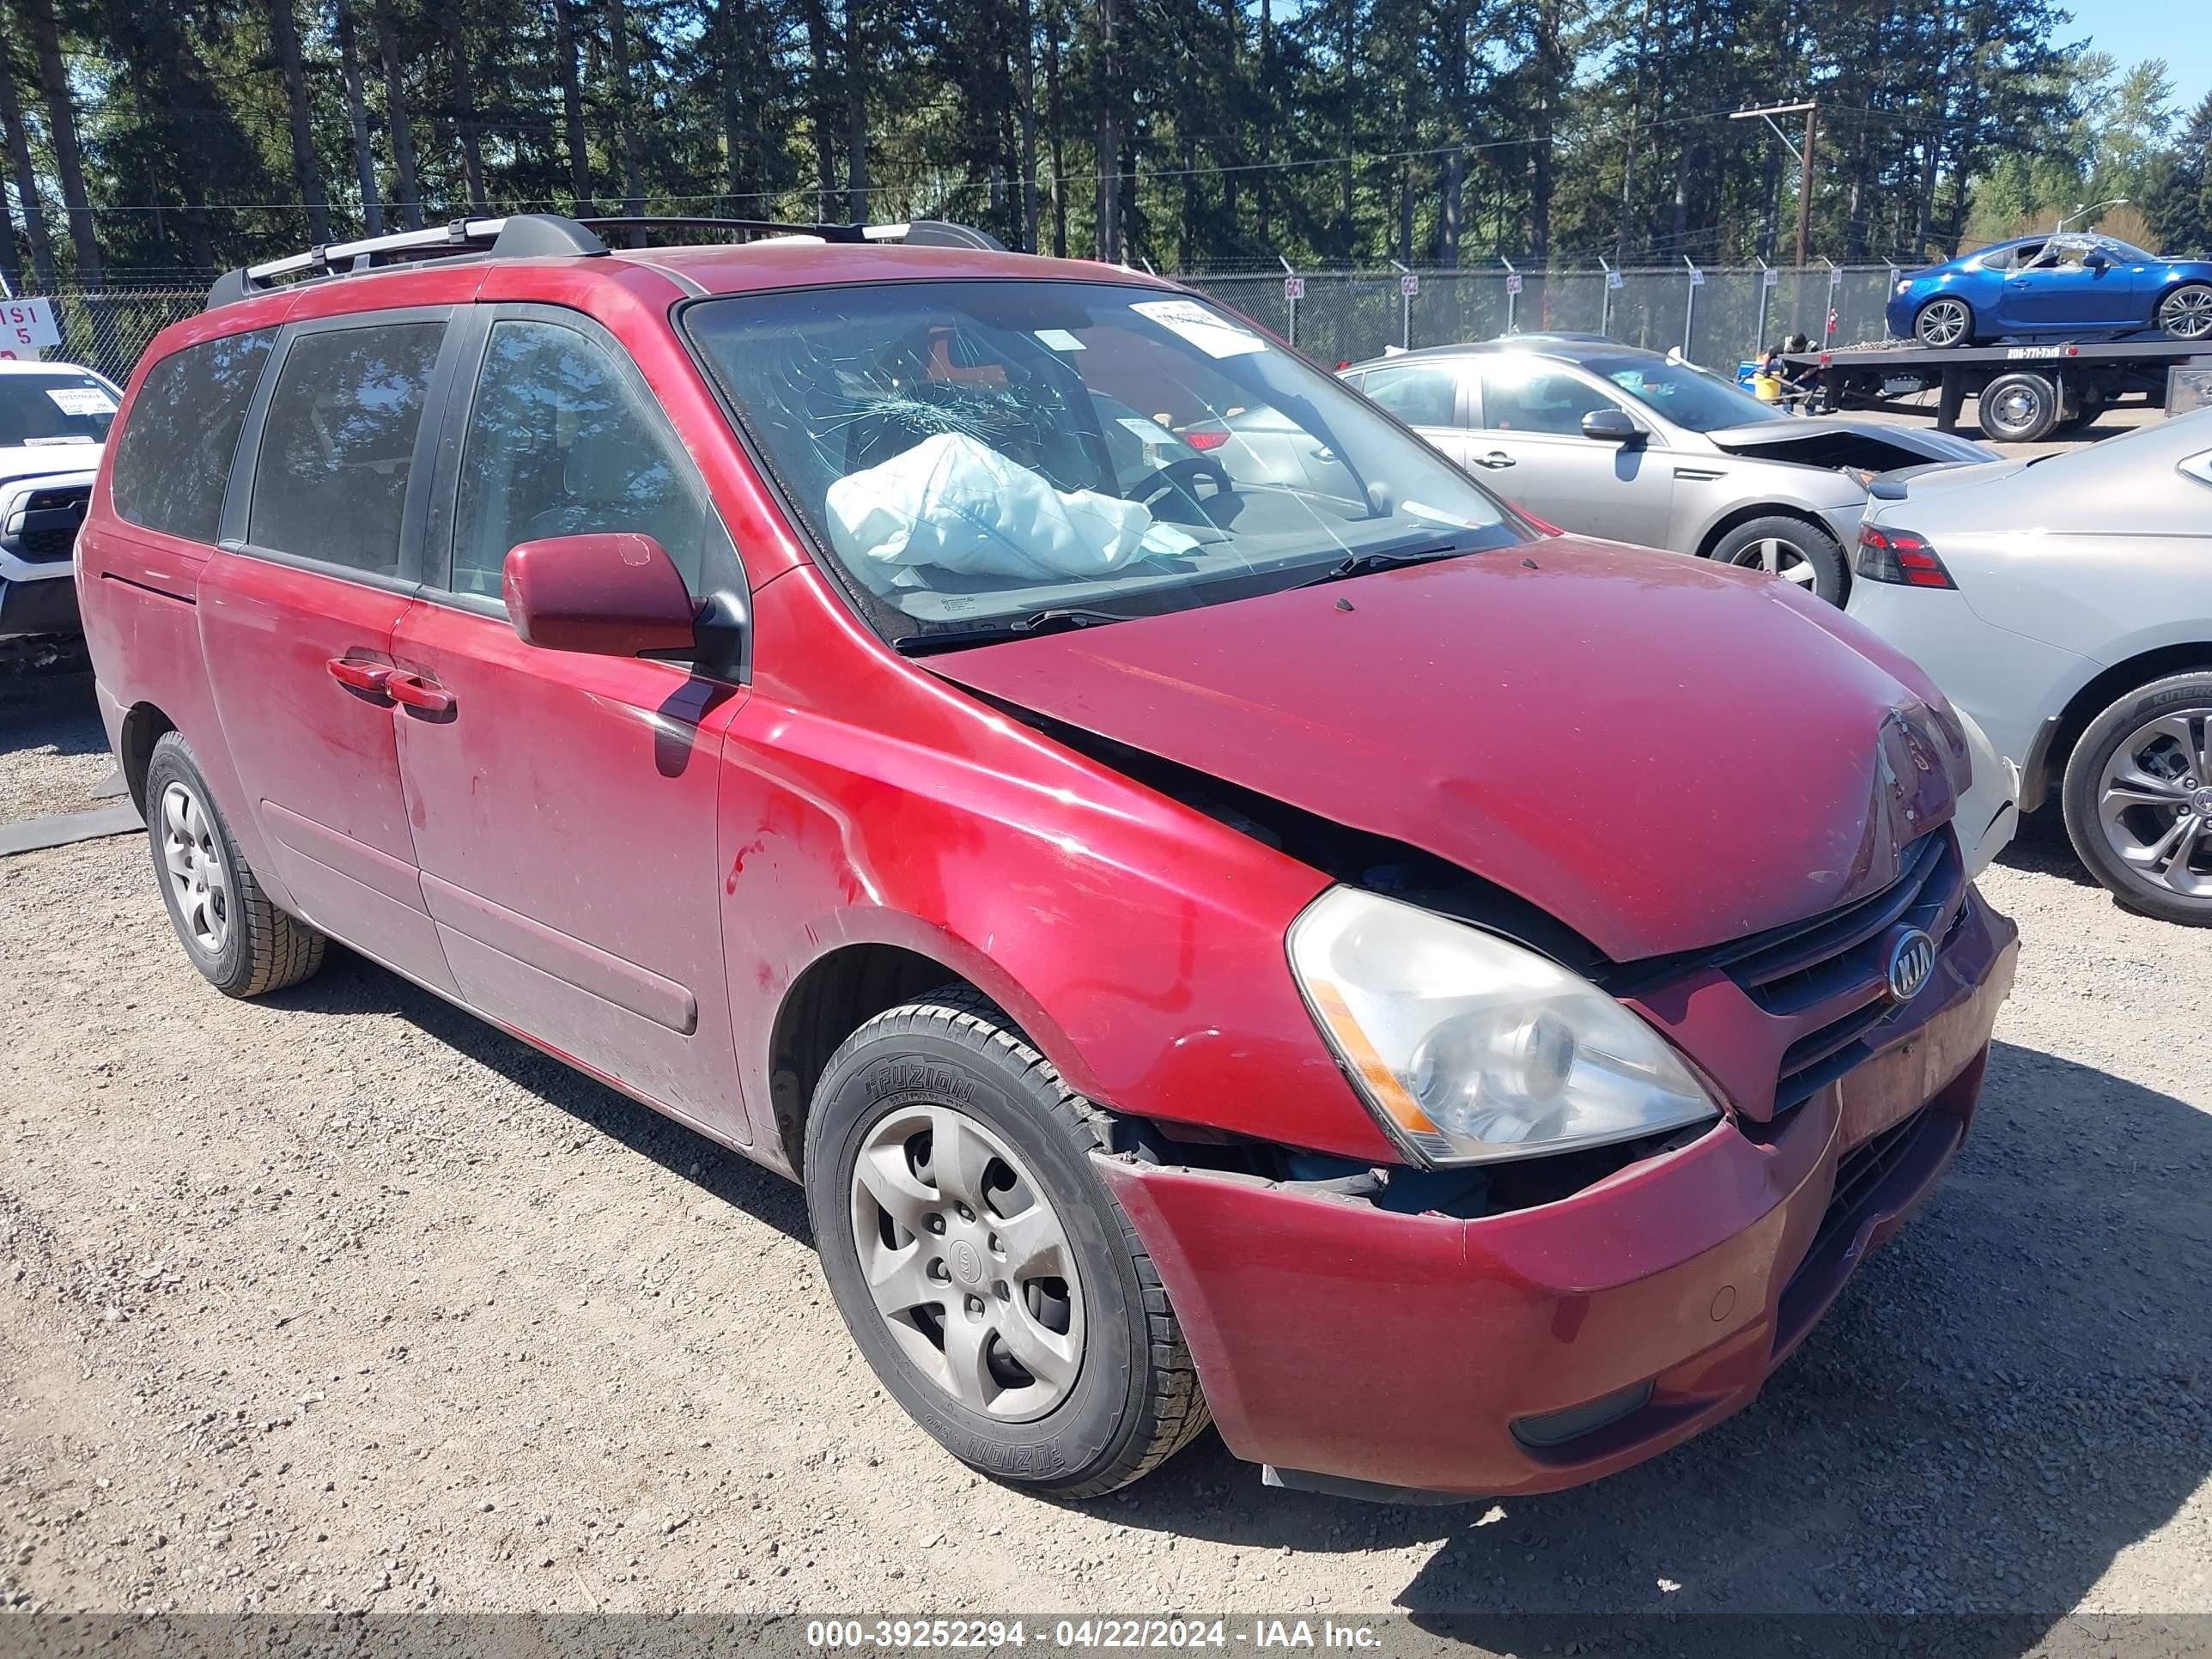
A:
[849,1104,1084,1422]
[160,781,230,953]
[1919,300,1969,346]
[2162,288,2212,340]
[1734,538,1821,590]
[1990,386,2041,434]
[2097,708,2212,899]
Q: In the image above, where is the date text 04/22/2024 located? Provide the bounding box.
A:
[804,1620,1386,1650]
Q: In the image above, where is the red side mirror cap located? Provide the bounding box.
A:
[502,533,698,658]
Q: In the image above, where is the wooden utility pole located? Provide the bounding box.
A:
[1730,100,1820,266]
[1795,102,1820,269]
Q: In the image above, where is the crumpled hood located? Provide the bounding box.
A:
[927,538,1961,962]
[1705,420,1995,469]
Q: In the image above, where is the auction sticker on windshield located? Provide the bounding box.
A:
[1130,299,1267,359]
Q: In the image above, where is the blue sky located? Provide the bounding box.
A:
[2070,0,2211,112]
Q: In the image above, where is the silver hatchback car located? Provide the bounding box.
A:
[1342,339,1991,604]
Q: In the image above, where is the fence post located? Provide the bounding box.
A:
[1389,259,1414,349]
[1682,256,1701,360]
[1278,254,1299,349]
[1755,258,1771,353]
[1598,257,1614,338]
[1500,255,1518,334]
[1821,256,1841,344]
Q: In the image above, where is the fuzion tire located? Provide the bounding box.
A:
[2060,672,2212,927]
[2157,283,2212,343]
[804,986,1209,1498]
[1709,514,1850,606]
[1914,296,1975,349]
[1978,372,2061,443]
[143,732,326,996]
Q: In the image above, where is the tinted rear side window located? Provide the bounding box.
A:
[247,322,444,575]
[111,330,275,543]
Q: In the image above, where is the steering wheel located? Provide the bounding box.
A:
[1132,453,1237,507]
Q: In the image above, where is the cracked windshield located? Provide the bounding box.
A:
[684,280,1523,646]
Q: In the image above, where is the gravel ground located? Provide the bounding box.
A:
[2,665,2209,1641]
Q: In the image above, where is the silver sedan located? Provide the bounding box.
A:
[1845,407,2212,925]
[1340,338,1992,604]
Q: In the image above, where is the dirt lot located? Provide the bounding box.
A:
[3,653,2209,1641]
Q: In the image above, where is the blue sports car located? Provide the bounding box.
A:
[1886,232,2212,348]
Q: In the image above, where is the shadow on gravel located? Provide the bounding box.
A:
[264,947,813,1245]
[1103,1040,2212,1640]
[0,665,107,760]
[1992,805,2102,890]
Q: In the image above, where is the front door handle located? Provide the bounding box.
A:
[326,657,393,699]
[386,671,453,716]
[1473,451,1517,469]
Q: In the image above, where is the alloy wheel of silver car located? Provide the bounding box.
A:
[1728,538,1821,590]
[2095,708,2212,899]
[848,1103,1085,1422]
[159,780,231,954]
[1915,297,1972,347]
[2159,285,2212,341]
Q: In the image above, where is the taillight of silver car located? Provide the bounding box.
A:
[1855,524,1956,589]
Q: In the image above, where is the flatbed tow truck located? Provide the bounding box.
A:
[1781,336,2212,443]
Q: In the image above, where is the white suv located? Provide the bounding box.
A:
[0,358,121,639]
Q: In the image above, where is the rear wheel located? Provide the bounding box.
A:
[143,732,325,997]
[1977,372,2061,443]
[1914,296,1974,348]
[1709,515,1850,606]
[2157,283,2212,342]
[805,987,1209,1498]
[2061,673,2212,926]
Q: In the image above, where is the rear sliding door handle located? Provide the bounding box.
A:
[326,658,393,699]
[386,672,454,716]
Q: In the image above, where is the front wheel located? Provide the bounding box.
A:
[2061,673,2212,926]
[2158,283,2212,342]
[1914,296,1974,348]
[1710,515,1850,606]
[804,988,1210,1498]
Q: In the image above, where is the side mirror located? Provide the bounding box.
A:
[503,532,699,658]
[1581,407,1642,443]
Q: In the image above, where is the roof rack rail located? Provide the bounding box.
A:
[574,216,1005,251]
[204,211,1007,311]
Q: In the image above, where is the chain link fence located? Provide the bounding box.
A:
[19,264,1905,390]
[1183,264,1905,369]
[18,286,207,387]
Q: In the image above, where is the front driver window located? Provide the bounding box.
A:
[1479,364,1620,435]
[452,318,732,600]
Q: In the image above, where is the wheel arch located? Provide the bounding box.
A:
[764,928,1083,1179]
[2033,641,2212,811]
[116,701,179,817]
[1693,501,1839,562]
[1915,291,1976,339]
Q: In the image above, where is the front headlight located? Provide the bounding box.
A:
[1288,888,1719,1167]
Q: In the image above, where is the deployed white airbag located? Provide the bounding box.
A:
[825,431,1194,585]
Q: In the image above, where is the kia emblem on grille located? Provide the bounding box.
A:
[1886,927,1936,1002]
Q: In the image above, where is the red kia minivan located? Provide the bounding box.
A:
[76,216,2017,1503]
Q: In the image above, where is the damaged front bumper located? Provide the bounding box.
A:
[1095,889,2019,1501]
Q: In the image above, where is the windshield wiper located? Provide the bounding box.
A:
[1291,540,1484,591]
[893,606,1134,657]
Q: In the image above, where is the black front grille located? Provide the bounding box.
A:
[1807,1104,1929,1264]
[6,483,89,563]
[1721,831,1959,1015]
